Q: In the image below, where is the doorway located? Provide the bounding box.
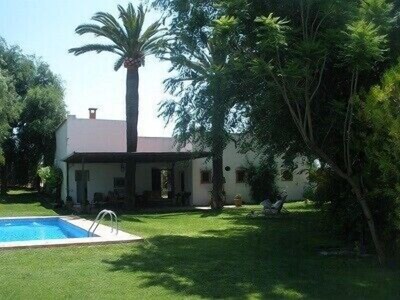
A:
[75,170,89,203]
[152,168,172,198]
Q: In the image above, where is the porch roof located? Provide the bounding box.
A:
[63,151,210,164]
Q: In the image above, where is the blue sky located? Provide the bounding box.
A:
[0,0,173,137]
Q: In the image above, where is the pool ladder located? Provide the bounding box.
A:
[88,209,119,237]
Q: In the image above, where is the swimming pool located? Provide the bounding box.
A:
[0,218,90,242]
[0,216,142,249]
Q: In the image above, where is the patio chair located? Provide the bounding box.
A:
[93,192,106,208]
[263,196,288,214]
[247,195,288,218]
[260,199,273,210]
[107,191,125,209]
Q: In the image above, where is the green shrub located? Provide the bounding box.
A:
[312,169,364,241]
[309,166,400,257]
[360,63,400,258]
[37,166,63,195]
[246,156,279,203]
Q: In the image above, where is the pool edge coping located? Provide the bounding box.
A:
[0,215,143,249]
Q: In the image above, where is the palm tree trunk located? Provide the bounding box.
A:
[125,67,139,207]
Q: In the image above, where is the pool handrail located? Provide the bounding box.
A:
[88,209,119,237]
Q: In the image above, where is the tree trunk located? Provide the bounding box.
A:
[211,149,224,210]
[350,182,386,265]
[125,67,139,207]
[0,164,8,195]
[34,175,41,193]
[310,144,386,264]
[211,105,225,210]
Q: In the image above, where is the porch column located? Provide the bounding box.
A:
[171,162,176,205]
[66,162,70,200]
[81,156,86,205]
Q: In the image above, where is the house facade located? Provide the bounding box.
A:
[54,113,308,207]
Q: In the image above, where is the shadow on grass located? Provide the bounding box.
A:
[103,210,400,299]
[200,210,223,218]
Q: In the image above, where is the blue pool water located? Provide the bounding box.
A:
[0,218,89,242]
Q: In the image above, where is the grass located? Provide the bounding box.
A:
[0,190,399,299]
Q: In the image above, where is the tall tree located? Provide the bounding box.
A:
[154,0,248,209]
[0,69,19,194]
[0,38,34,191]
[159,16,241,209]
[245,0,397,264]
[0,39,64,191]
[69,3,166,206]
[18,85,66,170]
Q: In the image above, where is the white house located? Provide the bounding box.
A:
[54,111,308,207]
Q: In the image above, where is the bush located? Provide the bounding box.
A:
[360,63,400,258]
[310,168,364,243]
[246,156,280,203]
[37,166,63,196]
[309,167,400,257]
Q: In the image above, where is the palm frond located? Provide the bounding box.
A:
[114,56,125,71]
[133,4,146,43]
[118,4,147,54]
[140,34,169,55]
[68,44,123,56]
[75,23,105,36]
[92,12,121,31]
[74,24,127,52]
[118,4,136,28]
[139,21,164,44]
[92,12,129,50]
[70,3,167,69]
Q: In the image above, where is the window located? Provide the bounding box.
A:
[200,170,212,184]
[281,170,293,181]
[236,169,247,183]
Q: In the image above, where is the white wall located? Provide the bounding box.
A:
[275,157,309,200]
[68,163,123,202]
[66,116,191,153]
[55,116,309,204]
[54,120,68,200]
[67,118,126,153]
[191,141,309,206]
[55,116,194,201]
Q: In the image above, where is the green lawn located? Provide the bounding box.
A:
[0,190,399,299]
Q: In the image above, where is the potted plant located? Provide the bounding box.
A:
[234,194,243,207]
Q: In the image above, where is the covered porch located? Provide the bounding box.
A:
[63,151,210,208]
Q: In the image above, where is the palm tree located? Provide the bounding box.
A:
[69,4,166,206]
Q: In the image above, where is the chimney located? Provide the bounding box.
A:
[89,108,97,119]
